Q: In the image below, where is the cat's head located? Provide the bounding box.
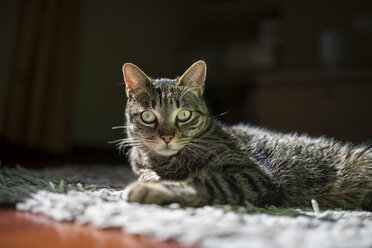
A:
[123,61,210,156]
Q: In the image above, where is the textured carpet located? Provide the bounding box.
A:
[17,189,372,248]
[2,165,372,248]
[0,164,134,205]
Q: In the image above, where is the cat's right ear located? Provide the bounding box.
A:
[177,60,207,96]
[122,63,151,97]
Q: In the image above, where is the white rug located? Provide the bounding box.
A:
[16,189,372,248]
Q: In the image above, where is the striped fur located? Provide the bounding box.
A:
[122,61,372,210]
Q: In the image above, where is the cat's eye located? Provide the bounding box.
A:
[177,110,191,122]
[141,111,156,124]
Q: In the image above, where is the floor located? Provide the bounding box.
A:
[0,210,191,248]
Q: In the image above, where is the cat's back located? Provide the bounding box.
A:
[224,123,342,156]
[224,123,371,175]
[222,123,372,209]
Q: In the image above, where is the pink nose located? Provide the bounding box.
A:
[160,135,173,144]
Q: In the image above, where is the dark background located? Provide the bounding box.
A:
[1,0,372,167]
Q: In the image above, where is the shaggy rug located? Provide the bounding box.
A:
[2,164,372,248]
[0,164,133,205]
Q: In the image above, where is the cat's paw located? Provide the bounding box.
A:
[125,182,177,205]
[138,171,161,183]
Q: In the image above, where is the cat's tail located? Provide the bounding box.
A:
[332,144,372,210]
[360,145,372,210]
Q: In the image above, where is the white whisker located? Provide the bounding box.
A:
[112,126,127,130]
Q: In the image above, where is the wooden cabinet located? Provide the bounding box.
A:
[255,70,372,142]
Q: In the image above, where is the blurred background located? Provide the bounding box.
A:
[0,0,371,167]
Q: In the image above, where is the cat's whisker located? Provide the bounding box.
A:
[112,125,127,130]
[114,136,143,155]
[211,112,229,119]
[118,141,143,156]
[114,140,139,146]
[108,137,138,144]
[107,138,126,144]
[125,147,133,157]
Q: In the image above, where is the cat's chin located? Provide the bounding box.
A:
[155,148,180,156]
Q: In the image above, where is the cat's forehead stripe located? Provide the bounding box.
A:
[151,85,180,109]
[153,78,176,85]
[156,88,162,106]
[128,80,203,113]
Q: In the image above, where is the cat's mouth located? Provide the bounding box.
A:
[155,144,180,156]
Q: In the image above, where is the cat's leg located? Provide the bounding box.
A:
[137,169,161,183]
[125,165,277,207]
[129,149,161,183]
[125,181,199,206]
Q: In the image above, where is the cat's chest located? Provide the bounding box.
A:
[142,151,201,180]
[148,154,196,180]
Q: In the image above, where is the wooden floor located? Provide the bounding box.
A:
[0,210,191,248]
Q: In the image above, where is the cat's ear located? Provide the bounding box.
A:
[122,63,151,97]
[177,60,206,96]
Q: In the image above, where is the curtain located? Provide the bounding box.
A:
[4,0,81,154]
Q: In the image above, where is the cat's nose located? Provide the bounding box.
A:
[160,135,173,144]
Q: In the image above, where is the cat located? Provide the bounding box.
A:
[121,60,372,210]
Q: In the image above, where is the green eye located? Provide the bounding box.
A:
[141,111,156,124]
[177,110,191,122]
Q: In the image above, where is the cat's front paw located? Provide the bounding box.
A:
[125,182,177,205]
[138,171,161,183]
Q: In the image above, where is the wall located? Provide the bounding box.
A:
[0,0,184,149]
[281,1,372,69]
[0,1,19,137]
[2,0,371,149]
[73,0,183,148]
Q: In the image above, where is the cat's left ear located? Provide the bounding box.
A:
[122,63,151,97]
[177,60,206,96]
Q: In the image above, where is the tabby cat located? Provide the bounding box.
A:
[121,60,372,210]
